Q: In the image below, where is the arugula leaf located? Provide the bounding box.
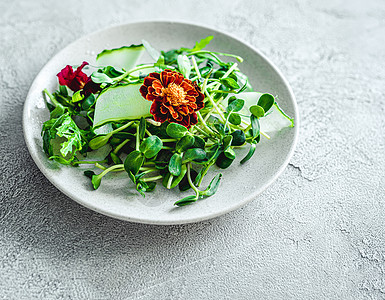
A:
[42,112,84,162]
[182,36,213,52]
[55,114,84,157]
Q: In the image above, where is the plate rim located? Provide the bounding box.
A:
[23,20,300,225]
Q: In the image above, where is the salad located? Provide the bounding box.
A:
[41,36,293,206]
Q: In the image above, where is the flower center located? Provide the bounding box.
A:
[162,83,187,106]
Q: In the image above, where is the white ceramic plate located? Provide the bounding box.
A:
[23,21,299,225]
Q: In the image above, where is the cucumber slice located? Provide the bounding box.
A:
[96,44,145,71]
[93,84,152,128]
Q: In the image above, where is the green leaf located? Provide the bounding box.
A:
[144,181,156,192]
[249,105,265,118]
[200,173,222,196]
[101,66,124,78]
[82,94,96,110]
[162,49,181,65]
[124,150,144,175]
[136,181,146,197]
[49,155,73,165]
[91,174,101,189]
[174,195,197,207]
[139,117,146,140]
[142,39,162,61]
[237,78,250,94]
[250,115,260,139]
[214,70,238,82]
[46,101,55,113]
[224,147,236,160]
[216,152,234,169]
[182,148,206,163]
[257,93,274,113]
[181,36,213,53]
[213,123,228,136]
[222,135,233,151]
[235,92,265,117]
[176,135,195,153]
[205,144,221,163]
[234,71,253,93]
[177,55,191,78]
[71,90,84,103]
[227,98,244,113]
[154,149,173,169]
[55,115,83,157]
[110,152,122,164]
[221,77,240,90]
[59,85,68,96]
[222,135,235,159]
[93,84,151,128]
[163,163,188,189]
[84,170,95,179]
[50,104,66,118]
[127,170,136,184]
[96,44,145,71]
[170,164,187,189]
[168,153,182,176]
[42,129,53,157]
[228,113,241,125]
[89,134,111,150]
[91,72,114,84]
[166,123,188,138]
[139,136,163,158]
[230,130,246,146]
[179,168,198,191]
[193,136,205,149]
[191,36,213,51]
[240,142,257,164]
[154,55,165,67]
[227,96,237,105]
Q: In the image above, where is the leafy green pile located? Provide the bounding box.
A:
[42,36,293,206]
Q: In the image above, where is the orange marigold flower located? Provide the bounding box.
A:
[139,69,205,129]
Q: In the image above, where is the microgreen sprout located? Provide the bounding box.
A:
[41,36,294,206]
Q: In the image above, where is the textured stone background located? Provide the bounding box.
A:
[1,0,384,299]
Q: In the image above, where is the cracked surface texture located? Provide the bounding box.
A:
[1,0,384,299]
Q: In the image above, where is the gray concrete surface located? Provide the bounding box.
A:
[1,0,384,299]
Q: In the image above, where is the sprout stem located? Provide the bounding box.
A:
[136,124,140,151]
[204,91,226,122]
[160,138,178,143]
[110,121,135,135]
[142,175,163,182]
[113,139,129,154]
[166,174,174,189]
[145,129,152,136]
[196,111,216,136]
[191,56,201,79]
[187,50,243,63]
[115,64,156,82]
[187,163,200,198]
[72,159,108,165]
[43,89,60,107]
[139,167,158,172]
[95,163,106,170]
[98,164,124,176]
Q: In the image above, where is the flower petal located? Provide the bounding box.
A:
[139,69,205,129]
[57,61,90,92]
